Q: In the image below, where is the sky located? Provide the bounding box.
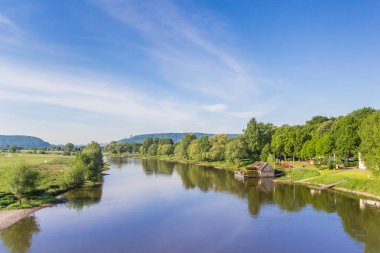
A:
[0,0,379,144]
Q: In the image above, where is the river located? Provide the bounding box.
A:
[1,158,380,253]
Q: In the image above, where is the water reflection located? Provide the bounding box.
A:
[173,162,380,252]
[141,158,175,176]
[63,185,103,211]
[1,158,380,253]
[0,215,40,253]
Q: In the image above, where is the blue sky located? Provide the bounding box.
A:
[0,0,379,144]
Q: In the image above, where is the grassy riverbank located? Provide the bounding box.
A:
[275,164,380,197]
[0,153,74,210]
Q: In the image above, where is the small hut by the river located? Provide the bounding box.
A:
[235,162,275,178]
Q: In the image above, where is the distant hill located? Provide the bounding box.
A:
[118,133,239,143]
[0,135,51,148]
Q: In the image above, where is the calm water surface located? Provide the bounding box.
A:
[1,158,380,253]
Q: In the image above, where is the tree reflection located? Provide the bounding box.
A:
[64,185,103,211]
[0,215,40,253]
[146,159,380,252]
[141,158,175,176]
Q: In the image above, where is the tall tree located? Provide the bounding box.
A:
[208,134,227,161]
[315,134,334,156]
[359,110,380,175]
[271,125,297,160]
[4,162,40,199]
[331,116,360,158]
[177,133,197,158]
[243,118,273,161]
[63,143,75,155]
[225,137,248,164]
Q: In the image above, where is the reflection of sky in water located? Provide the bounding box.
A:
[1,158,377,253]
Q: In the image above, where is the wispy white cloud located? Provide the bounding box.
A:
[94,0,259,100]
[202,103,229,113]
[0,4,275,143]
[0,59,193,122]
[0,13,25,47]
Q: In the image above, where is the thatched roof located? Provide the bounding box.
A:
[247,162,273,172]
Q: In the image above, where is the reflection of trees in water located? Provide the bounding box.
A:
[0,215,40,253]
[168,160,380,252]
[175,163,245,194]
[335,197,380,253]
[273,184,311,212]
[108,157,125,169]
[141,159,175,176]
[64,185,103,211]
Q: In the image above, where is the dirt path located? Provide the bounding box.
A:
[0,204,51,231]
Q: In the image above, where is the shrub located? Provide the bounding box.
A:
[69,141,103,181]
[64,164,85,187]
[344,161,358,168]
[4,162,40,199]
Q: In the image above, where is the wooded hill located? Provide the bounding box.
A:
[0,135,50,148]
[118,133,238,143]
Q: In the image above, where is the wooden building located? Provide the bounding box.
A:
[235,162,275,178]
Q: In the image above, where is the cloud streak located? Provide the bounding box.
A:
[0,4,274,143]
[94,0,259,100]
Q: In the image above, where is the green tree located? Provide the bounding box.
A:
[271,125,297,160]
[316,120,334,136]
[8,145,18,153]
[147,144,158,156]
[158,138,174,145]
[208,134,227,161]
[349,107,375,122]
[4,162,40,199]
[300,138,317,160]
[188,136,211,161]
[72,141,103,180]
[315,134,334,157]
[225,137,248,164]
[304,116,329,136]
[243,118,273,161]
[260,143,271,161]
[359,110,380,175]
[63,143,74,156]
[142,138,154,151]
[159,144,174,156]
[177,133,197,158]
[331,115,360,158]
[64,161,85,187]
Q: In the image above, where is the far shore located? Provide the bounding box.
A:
[134,155,380,201]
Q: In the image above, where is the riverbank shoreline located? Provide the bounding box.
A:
[273,179,380,201]
[0,204,53,231]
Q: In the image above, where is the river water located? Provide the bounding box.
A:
[1,158,380,253]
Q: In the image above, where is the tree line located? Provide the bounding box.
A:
[104,107,380,175]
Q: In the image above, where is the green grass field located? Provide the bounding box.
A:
[0,152,74,209]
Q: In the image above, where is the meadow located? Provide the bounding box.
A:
[0,152,73,209]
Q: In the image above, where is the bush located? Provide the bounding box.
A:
[64,164,85,187]
[0,193,17,208]
[69,141,103,181]
[4,162,40,199]
[344,161,358,168]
